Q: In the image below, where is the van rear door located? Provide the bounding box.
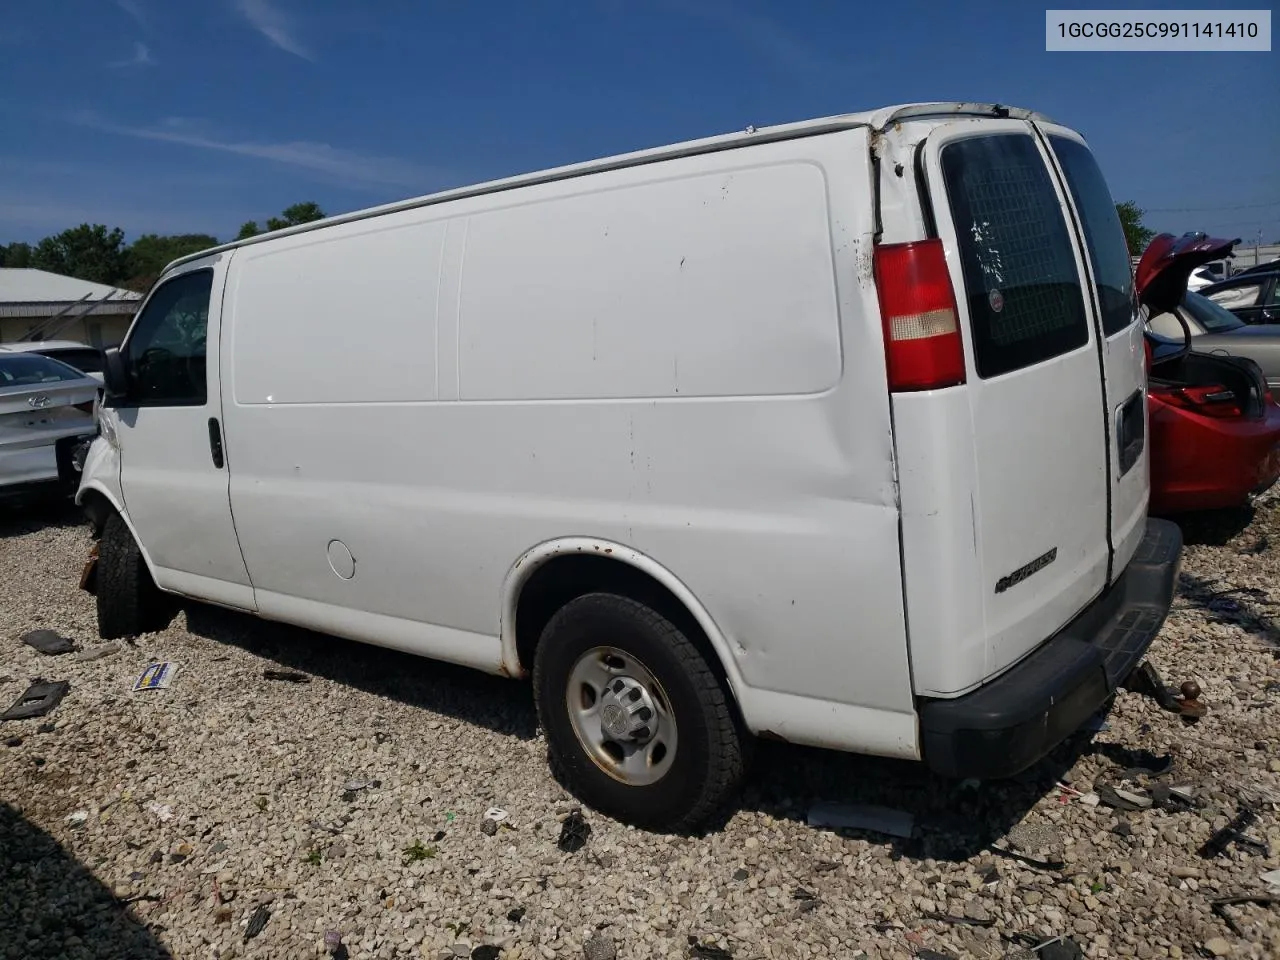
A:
[916,119,1113,681]
[1037,125,1149,578]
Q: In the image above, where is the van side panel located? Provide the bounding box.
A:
[220,130,918,747]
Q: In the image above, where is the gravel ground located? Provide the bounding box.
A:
[2,499,1279,960]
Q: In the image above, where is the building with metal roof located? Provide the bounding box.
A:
[0,268,142,347]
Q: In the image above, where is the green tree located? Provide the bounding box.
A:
[122,233,219,292]
[237,202,327,239]
[0,241,34,268]
[1116,201,1155,256]
[31,224,128,285]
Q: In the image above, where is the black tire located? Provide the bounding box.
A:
[532,592,748,832]
[96,511,174,639]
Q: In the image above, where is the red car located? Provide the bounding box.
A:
[1138,232,1280,514]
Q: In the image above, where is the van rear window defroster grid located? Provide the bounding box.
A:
[940,134,1090,379]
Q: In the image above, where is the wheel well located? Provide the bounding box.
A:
[514,555,733,691]
[78,489,114,538]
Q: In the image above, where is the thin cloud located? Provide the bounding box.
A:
[665,0,851,82]
[108,41,154,69]
[234,0,314,61]
[114,0,148,30]
[68,112,432,190]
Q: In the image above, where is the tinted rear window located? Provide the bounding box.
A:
[940,134,1089,379]
[1048,136,1136,337]
[43,348,104,374]
[0,354,85,386]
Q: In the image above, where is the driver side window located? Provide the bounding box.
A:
[122,270,213,406]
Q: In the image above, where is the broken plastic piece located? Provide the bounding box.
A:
[686,936,733,960]
[132,662,176,693]
[263,670,310,683]
[990,846,1065,872]
[0,680,70,721]
[21,630,75,655]
[807,801,914,838]
[1261,869,1280,892]
[1198,807,1270,859]
[244,904,270,942]
[483,807,509,823]
[557,810,591,853]
[1209,894,1276,936]
[1095,783,1153,811]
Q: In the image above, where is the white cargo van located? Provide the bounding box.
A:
[78,102,1182,831]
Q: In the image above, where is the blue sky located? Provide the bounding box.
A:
[1,1,1277,246]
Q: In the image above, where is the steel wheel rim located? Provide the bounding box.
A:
[564,645,678,786]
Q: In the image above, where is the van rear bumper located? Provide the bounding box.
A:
[917,518,1183,780]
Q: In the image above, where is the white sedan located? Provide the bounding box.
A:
[0,352,100,502]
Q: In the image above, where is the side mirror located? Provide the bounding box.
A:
[101,347,129,407]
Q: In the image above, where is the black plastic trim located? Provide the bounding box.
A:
[918,518,1182,780]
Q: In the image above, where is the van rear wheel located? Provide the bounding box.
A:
[96,512,174,639]
[533,592,747,832]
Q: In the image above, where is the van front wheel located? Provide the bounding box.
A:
[96,512,174,639]
[533,593,747,832]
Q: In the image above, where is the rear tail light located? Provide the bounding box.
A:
[873,239,966,392]
[1159,384,1241,419]
[73,401,95,414]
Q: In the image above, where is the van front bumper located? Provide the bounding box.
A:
[918,518,1183,780]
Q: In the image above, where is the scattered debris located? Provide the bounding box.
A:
[806,801,914,838]
[244,904,271,942]
[583,930,617,960]
[1038,937,1085,960]
[471,946,501,960]
[558,809,591,852]
[1203,937,1232,957]
[1,680,70,721]
[506,907,526,923]
[1198,807,1271,859]
[1150,783,1199,811]
[341,778,380,792]
[1261,869,1280,893]
[731,868,749,881]
[66,810,88,826]
[922,907,995,928]
[263,670,310,683]
[1209,894,1276,937]
[21,629,75,655]
[73,643,120,663]
[132,662,176,693]
[686,935,733,960]
[1122,662,1207,720]
[1095,783,1153,811]
[480,817,498,836]
[990,846,1065,872]
[914,951,958,960]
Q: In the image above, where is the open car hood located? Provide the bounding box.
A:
[1136,232,1238,314]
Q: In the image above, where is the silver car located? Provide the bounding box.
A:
[0,352,100,501]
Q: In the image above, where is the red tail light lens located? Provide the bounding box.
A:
[1160,384,1241,419]
[873,239,966,392]
[73,401,95,414]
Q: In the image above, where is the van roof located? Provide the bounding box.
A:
[167,101,1057,273]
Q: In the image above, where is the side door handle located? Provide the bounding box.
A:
[207,417,225,469]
